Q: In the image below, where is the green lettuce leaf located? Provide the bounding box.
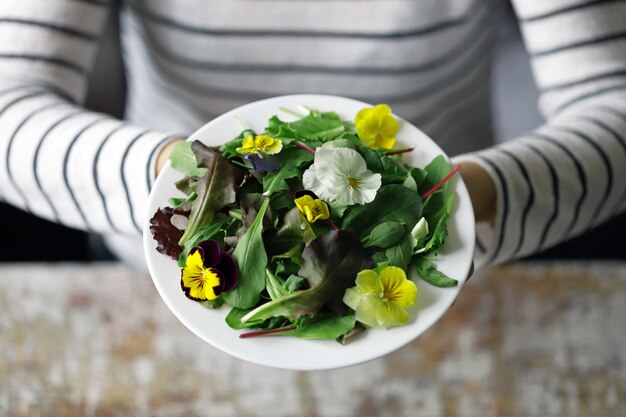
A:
[223,198,270,309]
[241,230,372,323]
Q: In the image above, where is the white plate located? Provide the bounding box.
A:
[143,94,475,370]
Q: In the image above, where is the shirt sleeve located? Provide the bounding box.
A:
[0,0,179,236]
[452,0,626,268]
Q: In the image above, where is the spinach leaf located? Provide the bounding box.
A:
[418,155,451,195]
[223,198,270,309]
[385,236,414,271]
[178,141,244,246]
[285,315,356,340]
[362,221,405,249]
[241,230,372,323]
[414,256,458,287]
[341,185,422,239]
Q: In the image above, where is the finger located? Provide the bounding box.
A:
[466,261,475,283]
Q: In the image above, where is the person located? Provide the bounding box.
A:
[0,0,624,269]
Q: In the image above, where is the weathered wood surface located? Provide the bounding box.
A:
[1,262,625,417]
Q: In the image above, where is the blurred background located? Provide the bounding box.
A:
[2,4,625,417]
[0,3,623,263]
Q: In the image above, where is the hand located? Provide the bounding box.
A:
[457,161,496,223]
[155,138,185,177]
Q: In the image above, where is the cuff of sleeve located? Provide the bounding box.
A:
[451,152,509,270]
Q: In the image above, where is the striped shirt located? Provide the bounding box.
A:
[0,0,625,268]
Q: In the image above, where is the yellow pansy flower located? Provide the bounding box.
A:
[355,104,398,149]
[343,266,417,328]
[294,194,330,223]
[180,240,238,301]
[236,135,283,156]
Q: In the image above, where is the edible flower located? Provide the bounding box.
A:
[410,217,429,252]
[181,240,238,301]
[343,266,417,328]
[302,147,381,205]
[245,154,280,174]
[236,135,283,156]
[355,104,398,149]
[294,192,330,223]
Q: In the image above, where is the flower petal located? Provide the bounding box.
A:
[217,253,238,291]
[375,299,409,327]
[353,293,385,328]
[195,240,221,267]
[302,165,335,202]
[236,135,257,154]
[246,154,280,173]
[343,286,362,310]
[355,269,383,294]
[379,266,417,307]
[372,135,396,150]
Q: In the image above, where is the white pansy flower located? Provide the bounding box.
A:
[302,147,381,206]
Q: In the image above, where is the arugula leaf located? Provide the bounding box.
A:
[423,192,455,255]
[223,198,270,309]
[288,110,345,141]
[169,141,209,177]
[178,141,244,246]
[414,256,458,287]
[241,230,372,323]
[262,147,313,195]
[265,116,298,140]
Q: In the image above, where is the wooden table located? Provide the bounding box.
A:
[1,262,625,417]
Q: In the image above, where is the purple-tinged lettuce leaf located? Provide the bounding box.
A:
[178,141,244,246]
[150,207,183,260]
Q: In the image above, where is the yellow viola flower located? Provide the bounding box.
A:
[294,194,330,223]
[236,135,283,156]
[180,240,238,301]
[355,104,398,149]
[343,266,417,328]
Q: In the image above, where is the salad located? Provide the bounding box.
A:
[149,104,460,343]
